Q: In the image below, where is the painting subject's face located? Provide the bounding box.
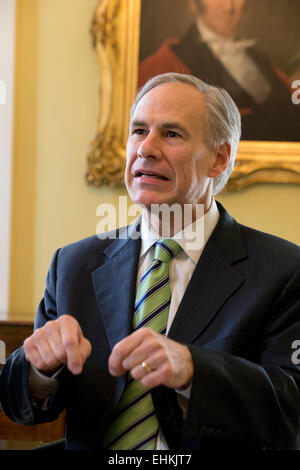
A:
[199,0,246,37]
[125,83,220,214]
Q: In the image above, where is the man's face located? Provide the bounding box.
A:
[125,82,224,214]
[199,0,246,37]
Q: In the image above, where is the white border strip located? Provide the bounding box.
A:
[0,0,16,319]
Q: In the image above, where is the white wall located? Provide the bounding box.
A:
[0,0,16,319]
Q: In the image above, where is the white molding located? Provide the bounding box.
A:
[0,0,16,319]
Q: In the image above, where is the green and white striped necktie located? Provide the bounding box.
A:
[103,239,182,450]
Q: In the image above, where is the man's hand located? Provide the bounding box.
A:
[108,328,194,390]
[23,315,92,376]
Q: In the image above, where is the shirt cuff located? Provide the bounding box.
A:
[29,364,63,409]
[175,384,191,420]
[176,383,192,399]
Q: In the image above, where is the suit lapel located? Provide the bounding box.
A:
[91,224,141,352]
[168,203,247,344]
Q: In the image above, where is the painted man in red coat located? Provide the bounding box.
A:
[139,0,300,141]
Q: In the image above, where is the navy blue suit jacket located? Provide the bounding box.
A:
[1,202,300,449]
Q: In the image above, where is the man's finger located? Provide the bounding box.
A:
[43,320,67,364]
[79,336,92,364]
[121,339,160,372]
[24,337,46,372]
[140,368,165,390]
[108,329,148,376]
[59,316,85,374]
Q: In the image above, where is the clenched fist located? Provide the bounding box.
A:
[24,315,92,376]
[108,327,194,390]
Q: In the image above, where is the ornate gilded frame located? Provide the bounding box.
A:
[85,0,300,191]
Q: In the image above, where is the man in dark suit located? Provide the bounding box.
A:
[139,0,300,141]
[1,73,300,450]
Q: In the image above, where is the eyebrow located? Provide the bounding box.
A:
[130,120,147,128]
[130,120,191,137]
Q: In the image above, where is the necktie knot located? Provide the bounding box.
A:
[154,239,182,263]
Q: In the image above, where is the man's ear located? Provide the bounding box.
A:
[208,142,231,178]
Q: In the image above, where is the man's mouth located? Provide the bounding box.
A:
[134,170,169,181]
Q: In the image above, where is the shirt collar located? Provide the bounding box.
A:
[196,17,256,52]
[140,199,220,264]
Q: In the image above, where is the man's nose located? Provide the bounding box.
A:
[137,132,162,160]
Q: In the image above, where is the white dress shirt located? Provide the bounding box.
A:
[30,200,220,449]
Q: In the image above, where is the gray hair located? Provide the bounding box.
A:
[130,73,241,195]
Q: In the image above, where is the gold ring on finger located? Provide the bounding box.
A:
[141,361,152,373]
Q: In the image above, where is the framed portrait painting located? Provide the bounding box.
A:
[86,0,300,191]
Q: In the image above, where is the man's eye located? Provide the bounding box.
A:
[167,130,180,138]
[133,128,146,135]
